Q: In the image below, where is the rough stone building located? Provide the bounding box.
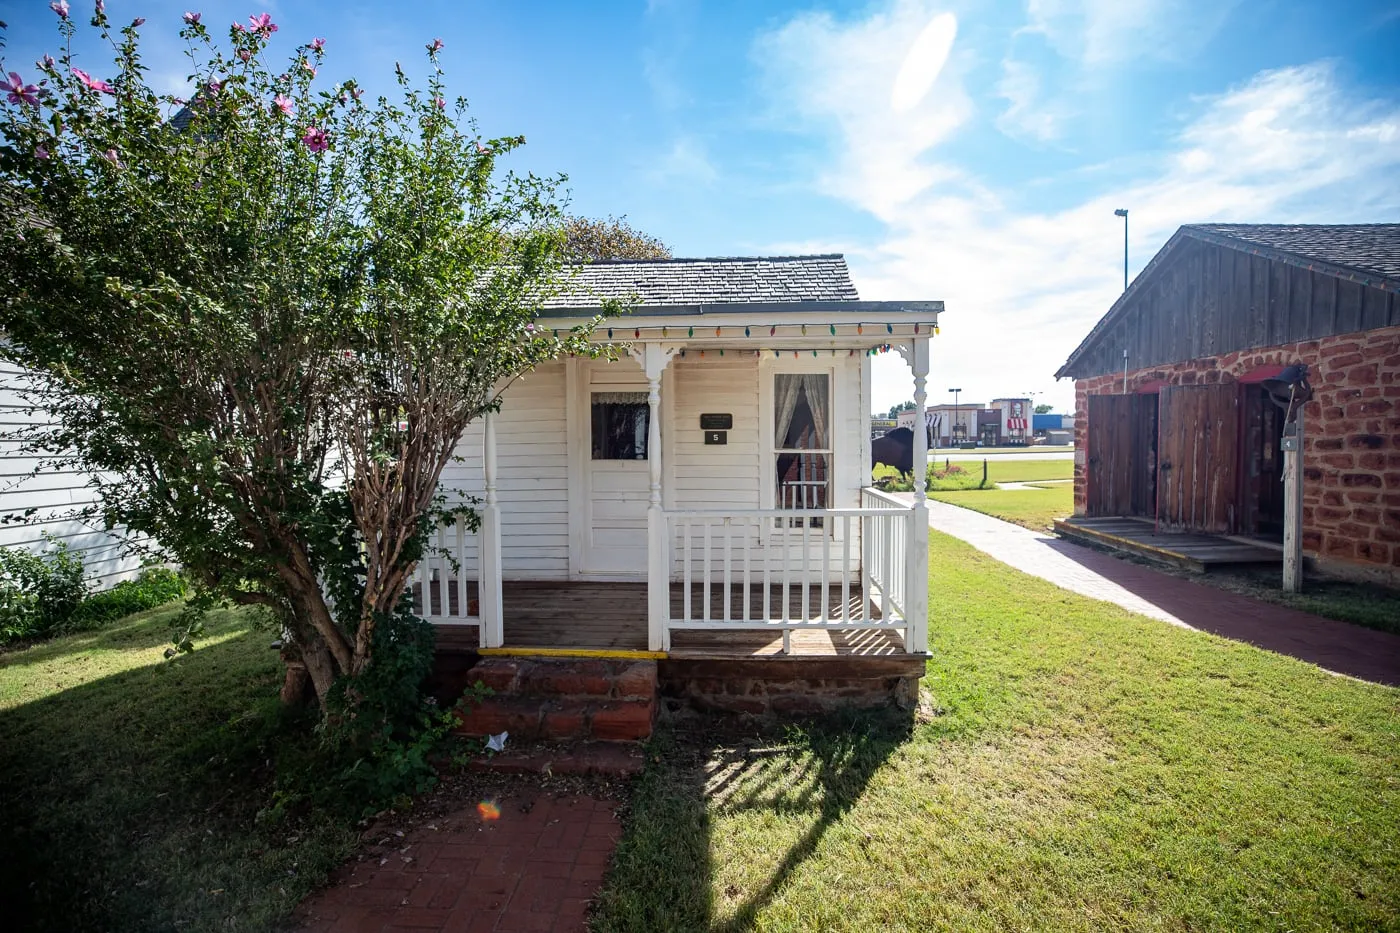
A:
[1055,224,1400,584]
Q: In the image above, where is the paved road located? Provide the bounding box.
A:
[927,451,1075,462]
[921,497,1400,687]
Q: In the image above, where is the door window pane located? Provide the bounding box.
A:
[592,392,649,460]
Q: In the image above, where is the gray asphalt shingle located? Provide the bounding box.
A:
[543,255,860,308]
[1186,224,1400,283]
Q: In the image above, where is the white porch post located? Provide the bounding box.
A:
[905,338,930,653]
[479,408,504,649]
[644,343,670,651]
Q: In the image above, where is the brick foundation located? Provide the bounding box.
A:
[657,656,924,717]
[1073,324,1400,582]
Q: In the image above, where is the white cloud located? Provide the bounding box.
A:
[753,2,974,222]
[756,0,1400,415]
[1025,0,1236,66]
[995,58,1066,142]
[647,137,718,186]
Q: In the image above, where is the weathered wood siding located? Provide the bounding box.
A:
[0,362,146,587]
[1156,384,1242,534]
[1065,238,1400,379]
[1085,394,1157,519]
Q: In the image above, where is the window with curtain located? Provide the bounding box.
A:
[773,373,830,517]
[592,392,649,460]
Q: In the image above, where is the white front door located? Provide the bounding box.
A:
[580,360,650,576]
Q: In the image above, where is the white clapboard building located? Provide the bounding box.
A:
[415,255,943,662]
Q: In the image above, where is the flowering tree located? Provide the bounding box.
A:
[0,7,606,718]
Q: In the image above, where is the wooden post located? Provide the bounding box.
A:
[479,409,504,648]
[644,344,670,651]
[1282,412,1303,594]
[905,338,930,654]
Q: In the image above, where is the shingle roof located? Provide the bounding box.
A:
[1185,224,1400,283]
[542,255,860,308]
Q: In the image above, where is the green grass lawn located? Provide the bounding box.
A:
[932,444,1074,455]
[0,604,359,933]
[593,531,1400,932]
[929,483,1074,531]
[939,457,1073,484]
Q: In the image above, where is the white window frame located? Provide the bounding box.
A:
[758,357,846,531]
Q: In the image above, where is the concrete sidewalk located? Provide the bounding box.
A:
[920,497,1400,687]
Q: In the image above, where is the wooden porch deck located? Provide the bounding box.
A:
[432,581,909,657]
[1054,516,1282,572]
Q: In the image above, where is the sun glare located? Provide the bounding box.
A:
[890,12,957,113]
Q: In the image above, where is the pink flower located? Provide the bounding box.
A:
[183,11,201,25]
[131,17,145,27]
[1,72,41,107]
[237,49,251,62]
[302,60,317,76]
[247,12,277,35]
[72,67,114,95]
[301,126,328,153]
[50,1,69,20]
[428,38,444,52]
[310,37,325,51]
[433,96,444,109]
[231,21,245,32]
[206,79,222,94]
[34,145,50,160]
[351,87,363,100]
[476,142,490,154]
[272,93,293,116]
[96,0,105,12]
[101,148,120,166]
[41,55,57,69]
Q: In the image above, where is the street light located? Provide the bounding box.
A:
[1114,208,1129,291]
[948,387,961,447]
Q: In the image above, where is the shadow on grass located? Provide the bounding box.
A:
[0,615,353,933]
[592,708,911,933]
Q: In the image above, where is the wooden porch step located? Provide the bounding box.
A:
[452,657,658,742]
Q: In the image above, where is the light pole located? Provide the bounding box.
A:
[948,387,961,447]
[1114,208,1129,291]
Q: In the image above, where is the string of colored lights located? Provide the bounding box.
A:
[579,322,939,340]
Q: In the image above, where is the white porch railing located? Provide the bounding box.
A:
[661,498,915,653]
[410,516,481,627]
[860,487,911,624]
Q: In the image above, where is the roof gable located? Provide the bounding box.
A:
[1056,224,1400,379]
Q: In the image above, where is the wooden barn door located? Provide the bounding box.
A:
[1086,394,1137,517]
[1157,384,1240,534]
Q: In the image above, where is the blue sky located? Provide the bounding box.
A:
[4,0,1399,413]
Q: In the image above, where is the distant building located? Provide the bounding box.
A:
[896,398,1031,446]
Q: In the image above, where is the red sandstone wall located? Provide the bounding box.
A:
[1071,324,1400,579]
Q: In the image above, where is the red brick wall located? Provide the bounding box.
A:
[1072,325,1400,580]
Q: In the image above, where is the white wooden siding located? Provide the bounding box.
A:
[440,350,874,582]
[0,362,146,588]
[666,355,761,512]
[440,360,571,580]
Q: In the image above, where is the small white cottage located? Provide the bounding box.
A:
[416,255,941,672]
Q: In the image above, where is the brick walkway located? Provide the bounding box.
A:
[923,498,1400,687]
[296,791,621,933]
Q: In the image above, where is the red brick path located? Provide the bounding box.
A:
[296,792,621,933]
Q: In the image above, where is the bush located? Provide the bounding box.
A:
[0,538,88,644]
[871,461,994,493]
[68,567,188,631]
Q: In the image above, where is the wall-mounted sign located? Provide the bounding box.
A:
[700,413,733,430]
[704,430,728,445]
